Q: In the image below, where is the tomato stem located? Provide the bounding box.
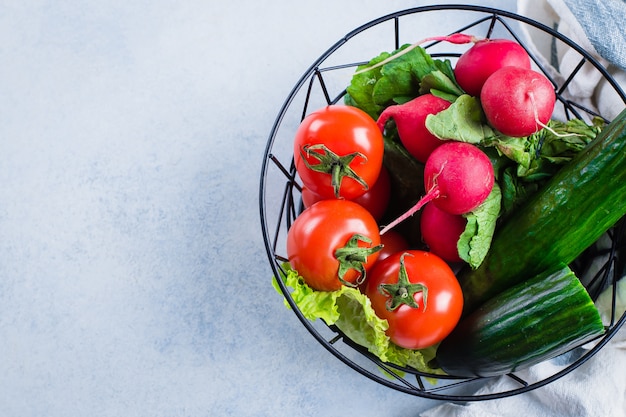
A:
[334,233,382,287]
[378,252,428,311]
[300,144,369,198]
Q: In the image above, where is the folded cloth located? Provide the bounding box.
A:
[516,0,626,120]
[418,5,626,414]
[563,0,626,72]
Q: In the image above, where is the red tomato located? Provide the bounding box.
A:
[287,199,382,291]
[301,166,391,222]
[352,166,391,221]
[300,186,321,209]
[364,250,463,349]
[294,105,384,200]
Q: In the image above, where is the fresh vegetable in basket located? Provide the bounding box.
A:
[376,93,452,163]
[364,250,463,350]
[419,202,467,263]
[480,66,556,137]
[436,264,605,377]
[294,105,384,200]
[302,166,391,222]
[286,199,382,292]
[377,229,410,262]
[454,37,531,96]
[380,141,495,235]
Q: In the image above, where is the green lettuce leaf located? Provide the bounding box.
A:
[425,94,499,145]
[458,183,502,269]
[345,45,462,120]
[516,117,603,179]
[273,264,442,374]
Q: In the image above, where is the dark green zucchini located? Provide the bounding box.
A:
[459,107,626,313]
[436,264,604,377]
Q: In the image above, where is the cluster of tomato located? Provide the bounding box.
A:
[286,105,463,350]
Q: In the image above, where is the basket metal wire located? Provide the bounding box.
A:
[259,5,626,401]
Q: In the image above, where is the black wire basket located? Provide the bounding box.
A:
[259,5,626,401]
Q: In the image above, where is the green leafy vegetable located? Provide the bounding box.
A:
[424,94,497,144]
[419,60,465,100]
[458,183,502,269]
[345,44,462,119]
[516,117,604,180]
[273,264,442,374]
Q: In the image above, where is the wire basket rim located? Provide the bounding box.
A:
[259,4,626,401]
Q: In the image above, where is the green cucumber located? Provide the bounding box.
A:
[459,107,626,313]
[436,264,605,377]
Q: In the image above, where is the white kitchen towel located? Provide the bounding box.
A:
[418,3,626,414]
[517,0,626,120]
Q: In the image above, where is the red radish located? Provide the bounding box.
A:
[351,166,391,221]
[454,39,531,96]
[480,66,556,137]
[377,94,451,163]
[420,202,466,263]
[380,142,493,235]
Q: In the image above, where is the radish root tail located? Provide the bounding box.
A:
[380,163,446,235]
[528,91,583,138]
[354,33,477,76]
[380,187,440,235]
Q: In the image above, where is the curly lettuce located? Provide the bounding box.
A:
[272,264,442,375]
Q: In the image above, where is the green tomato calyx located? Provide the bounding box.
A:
[378,252,428,312]
[334,233,382,287]
[300,143,369,198]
